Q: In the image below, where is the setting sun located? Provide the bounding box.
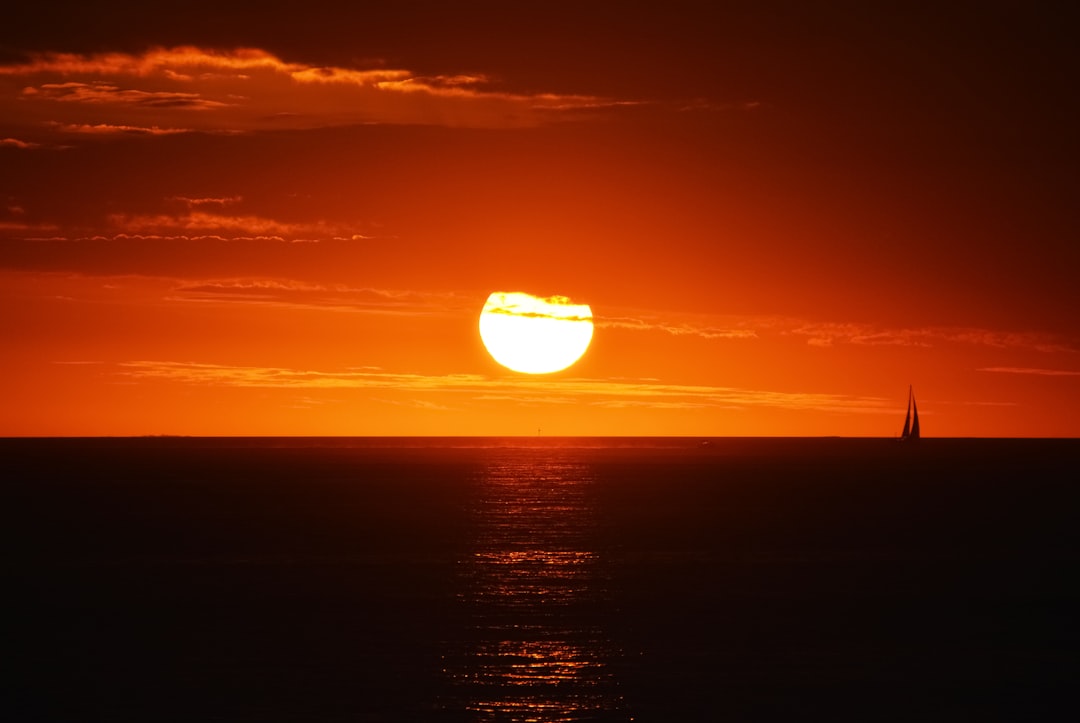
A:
[479,292,594,374]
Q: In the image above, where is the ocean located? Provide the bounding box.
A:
[4,437,1078,721]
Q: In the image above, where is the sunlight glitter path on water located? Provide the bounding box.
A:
[441,453,630,721]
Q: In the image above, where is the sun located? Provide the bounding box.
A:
[479,292,594,374]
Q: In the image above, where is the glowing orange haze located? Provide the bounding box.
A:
[1,16,1077,437]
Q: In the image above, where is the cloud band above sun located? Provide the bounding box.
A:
[0,46,628,136]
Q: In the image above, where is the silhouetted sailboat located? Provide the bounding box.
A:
[900,385,921,441]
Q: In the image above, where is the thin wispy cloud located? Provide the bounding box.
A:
[473,394,582,406]
[792,322,934,348]
[378,398,454,411]
[0,220,58,232]
[170,279,470,316]
[0,203,371,244]
[0,47,297,77]
[54,123,194,135]
[170,196,243,208]
[978,367,1080,377]
[598,315,758,340]
[598,308,1076,353]
[592,399,719,410]
[105,210,357,240]
[1,137,42,148]
[25,82,230,109]
[285,395,344,410]
[0,271,472,320]
[116,360,891,414]
[788,321,1075,353]
[944,330,1075,353]
[0,46,632,135]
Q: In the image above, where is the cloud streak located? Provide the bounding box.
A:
[787,320,1075,353]
[106,211,353,240]
[1,46,631,135]
[1,137,42,148]
[169,279,470,316]
[170,196,243,208]
[0,270,476,321]
[116,360,891,414]
[24,82,230,109]
[598,314,757,340]
[597,308,1076,353]
[53,122,194,135]
[978,367,1080,377]
[0,220,57,232]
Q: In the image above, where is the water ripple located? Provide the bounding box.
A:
[440,453,630,721]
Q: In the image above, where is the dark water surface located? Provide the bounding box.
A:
[3,437,1079,721]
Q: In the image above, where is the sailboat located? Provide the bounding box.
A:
[900,385,921,441]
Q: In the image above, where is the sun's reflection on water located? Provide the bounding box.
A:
[443,453,628,721]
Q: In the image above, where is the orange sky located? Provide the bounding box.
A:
[2,2,1077,437]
